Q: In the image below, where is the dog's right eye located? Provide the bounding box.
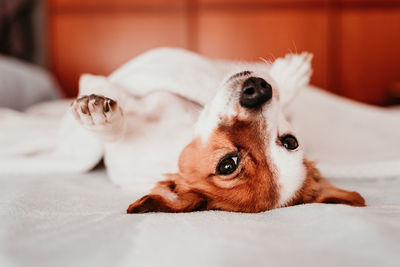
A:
[216,154,239,175]
[280,134,299,150]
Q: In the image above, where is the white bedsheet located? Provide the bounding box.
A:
[0,170,399,267]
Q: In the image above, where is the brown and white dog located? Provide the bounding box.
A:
[70,48,365,213]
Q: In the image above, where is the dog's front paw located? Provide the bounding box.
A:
[272,52,313,87]
[270,52,313,105]
[71,94,122,129]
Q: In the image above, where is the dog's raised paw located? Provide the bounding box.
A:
[71,94,122,128]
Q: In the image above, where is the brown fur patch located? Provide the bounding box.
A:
[286,160,366,207]
[127,116,280,213]
[127,178,209,213]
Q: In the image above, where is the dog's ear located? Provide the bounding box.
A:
[300,161,366,207]
[126,178,209,213]
[270,52,313,106]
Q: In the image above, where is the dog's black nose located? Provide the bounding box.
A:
[239,77,272,108]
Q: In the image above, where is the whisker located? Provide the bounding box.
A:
[292,40,298,54]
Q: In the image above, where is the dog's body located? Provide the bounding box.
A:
[70,47,365,213]
[70,48,277,190]
[72,48,236,190]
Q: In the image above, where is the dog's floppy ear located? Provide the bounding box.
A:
[299,161,366,207]
[126,177,209,213]
[269,52,313,106]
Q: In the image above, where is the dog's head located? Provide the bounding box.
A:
[127,53,365,213]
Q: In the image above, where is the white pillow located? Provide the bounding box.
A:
[0,55,60,111]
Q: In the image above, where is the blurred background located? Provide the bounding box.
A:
[1,0,400,110]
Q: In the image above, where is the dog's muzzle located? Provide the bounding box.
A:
[239,77,272,109]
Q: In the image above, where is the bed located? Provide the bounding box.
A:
[1,170,399,267]
[1,0,400,265]
[0,80,399,267]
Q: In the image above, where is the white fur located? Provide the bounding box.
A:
[194,79,240,142]
[270,52,313,106]
[267,53,313,207]
[269,111,306,207]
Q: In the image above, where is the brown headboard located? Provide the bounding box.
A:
[48,0,400,105]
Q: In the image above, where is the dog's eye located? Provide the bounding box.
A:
[217,155,239,175]
[281,135,299,150]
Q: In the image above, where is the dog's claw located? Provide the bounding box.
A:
[71,94,121,127]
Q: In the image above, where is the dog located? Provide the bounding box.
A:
[70,48,365,213]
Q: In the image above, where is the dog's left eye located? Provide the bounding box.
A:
[217,155,239,175]
[281,134,299,150]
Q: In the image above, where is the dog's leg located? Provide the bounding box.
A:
[270,52,313,106]
[70,94,125,142]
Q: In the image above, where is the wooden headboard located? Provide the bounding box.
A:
[48,0,400,105]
